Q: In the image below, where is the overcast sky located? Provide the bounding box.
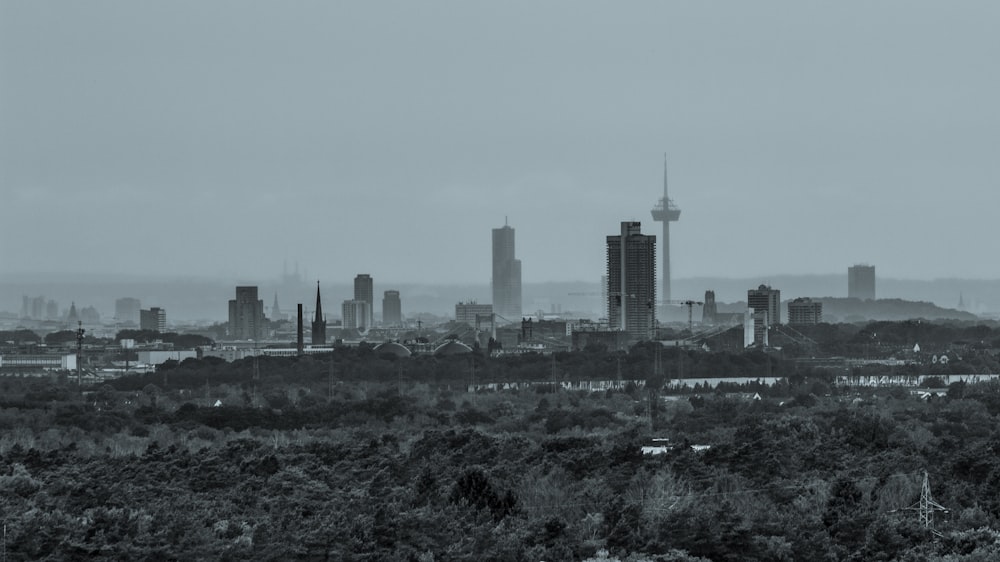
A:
[2,1,998,286]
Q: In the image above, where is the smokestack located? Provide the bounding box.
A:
[297,304,304,355]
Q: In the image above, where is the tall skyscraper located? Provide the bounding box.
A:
[311,282,327,345]
[492,221,522,322]
[607,221,657,341]
[115,297,141,326]
[354,274,374,328]
[228,286,265,340]
[747,284,781,326]
[848,264,876,300]
[650,156,681,302]
[383,290,402,326]
[747,285,781,346]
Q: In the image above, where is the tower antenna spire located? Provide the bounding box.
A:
[651,154,681,302]
[663,152,669,199]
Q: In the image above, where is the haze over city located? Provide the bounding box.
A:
[3,1,999,289]
[8,5,1000,559]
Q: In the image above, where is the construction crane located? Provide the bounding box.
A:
[661,299,704,334]
[571,292,703,333]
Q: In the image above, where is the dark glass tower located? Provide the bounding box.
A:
[492,221,522,322]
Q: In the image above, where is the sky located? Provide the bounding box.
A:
[2,1,999,286]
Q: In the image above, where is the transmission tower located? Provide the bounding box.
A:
[897,470,949,533]
[918,470,948,530]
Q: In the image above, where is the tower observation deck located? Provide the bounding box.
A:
[650,155,681,302]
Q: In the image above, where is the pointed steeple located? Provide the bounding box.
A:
[314,281,323,322]
[311,281,327,345]
[272,292,281,318]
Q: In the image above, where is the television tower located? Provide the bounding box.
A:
[650,154,681,301]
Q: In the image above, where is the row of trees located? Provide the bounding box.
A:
[5,373,1000,559]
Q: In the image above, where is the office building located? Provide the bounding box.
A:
[492,221,522,322]
[746,284,780,346]
[354,274,374,328]
[456,301,493,327]
[848,265,876,300]
[228,286,265,340]
[747,284,781,326]
[115,298,141,326]
[311,282,327,345]
[342,300,371,331]
[139,307,166,332]
[383,290,402,326]
[607,221,657,341]
[788,298,822,325]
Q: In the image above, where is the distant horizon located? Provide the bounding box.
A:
[2,271,995,323]
[4,269,1000,286]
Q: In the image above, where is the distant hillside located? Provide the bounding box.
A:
[715,297,976,323]
[815,298,977,322]
[674,275,997,316]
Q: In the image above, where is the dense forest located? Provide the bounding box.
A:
[3,342,1000,560]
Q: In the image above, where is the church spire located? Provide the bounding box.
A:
[314,281,322,322]
[311,281,327,345]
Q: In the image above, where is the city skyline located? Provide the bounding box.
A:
[3,2,1000,285]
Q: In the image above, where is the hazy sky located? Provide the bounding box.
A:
[2,1,998,285]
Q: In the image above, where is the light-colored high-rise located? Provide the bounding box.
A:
[492,222,522,322]
[342,299,371,331]
[607,221,657,341]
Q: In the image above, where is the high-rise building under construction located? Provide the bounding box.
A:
[607,221,657,341]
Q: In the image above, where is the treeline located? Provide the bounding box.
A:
[5,376,1000,558]
[103,344,792,395]
[783,320,1000,356]
[0,329,212,349]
